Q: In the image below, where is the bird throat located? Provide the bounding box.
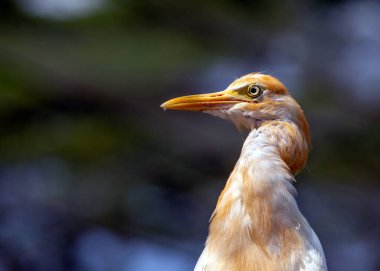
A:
[202,122,310,270]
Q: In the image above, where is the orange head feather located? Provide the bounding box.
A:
[162,73,310,174]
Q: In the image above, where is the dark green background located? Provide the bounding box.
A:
[0,0,379,270]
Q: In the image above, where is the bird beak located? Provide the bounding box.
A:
[161,90,239,111]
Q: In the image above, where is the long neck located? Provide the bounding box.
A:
[202,121,313,270]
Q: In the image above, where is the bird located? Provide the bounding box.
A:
[161,73,327,271]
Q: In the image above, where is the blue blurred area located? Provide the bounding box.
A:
[0,0,379,270]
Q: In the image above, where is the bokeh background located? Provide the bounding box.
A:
[0,0,379,270]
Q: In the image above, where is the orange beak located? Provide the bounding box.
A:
[161,91,240,111]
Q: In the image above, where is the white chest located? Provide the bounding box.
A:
[194,130,327,271]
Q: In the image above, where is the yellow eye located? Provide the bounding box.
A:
[247,84,263,98]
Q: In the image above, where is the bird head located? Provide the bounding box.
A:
[162,73,311,174]
[162,73,309,136]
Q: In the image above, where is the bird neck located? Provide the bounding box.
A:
[205,121,311,268]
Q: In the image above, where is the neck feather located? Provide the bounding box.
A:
[204,121,311,270]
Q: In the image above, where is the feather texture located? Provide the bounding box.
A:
[195,123,326,271]
[161,73,327,271]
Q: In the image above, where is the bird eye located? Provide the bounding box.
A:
[247,84,263,98]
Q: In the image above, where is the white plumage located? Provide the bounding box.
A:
[162,73,327,271]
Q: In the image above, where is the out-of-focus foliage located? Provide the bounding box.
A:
[0,0,379,270]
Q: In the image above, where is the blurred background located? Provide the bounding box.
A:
[0,0,379,270]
